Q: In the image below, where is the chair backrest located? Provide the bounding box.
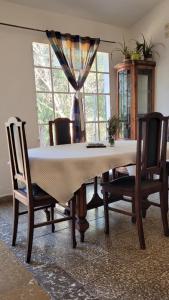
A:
[5,117,32,196]
[49,118,74,146]
[136,112,168,183]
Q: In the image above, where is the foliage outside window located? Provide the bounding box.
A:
[32,42,111,146]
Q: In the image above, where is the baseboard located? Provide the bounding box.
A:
[0,194,12,202]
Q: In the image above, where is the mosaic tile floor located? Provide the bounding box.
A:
[1,189,169,299]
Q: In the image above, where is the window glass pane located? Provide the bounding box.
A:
[86,123,98,142]
[32,42,50,67]
[69,84,76,93]
[51,47,61,68]
[39,125,49,147]
[52,69,69,92]
[118,70,131,139]
[85,95,98,122]
[97,52,109,72]
[54,94,73,118]
[84,73,97,93]
[35,68,52,92]
[98,73,110,93]
[137,74,149,114]
[36,93,54,124]
[99,122,108,141]
[98,95,110,121]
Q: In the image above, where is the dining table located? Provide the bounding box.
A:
[28,140,169,242]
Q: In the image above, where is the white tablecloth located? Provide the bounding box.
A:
[28,141,169,204]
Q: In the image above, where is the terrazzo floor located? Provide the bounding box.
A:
[1,188,169,299]
[0,240,49,300]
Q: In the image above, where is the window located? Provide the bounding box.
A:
[32,42,111,146]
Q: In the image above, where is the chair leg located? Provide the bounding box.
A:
[51,205,55,233]
[44,208,50,222]
[26,207,34,263]
[70,198,76,249]
[12,197,19,246]
[103,191,109,234]
[135,196,145,249]
[141,197,151,219]
[160,189,169,236]
[131,199,136,224]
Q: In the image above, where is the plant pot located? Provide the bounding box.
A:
[109,136,115,147]
[144,55,153,61]
[131,52,141,61]
[123,58,131,63]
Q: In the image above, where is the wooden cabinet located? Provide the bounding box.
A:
[114,60,156,139]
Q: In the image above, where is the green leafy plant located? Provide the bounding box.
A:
[131,49,141,61]
[141,35,154,59]
[115,38,131,60]
[107,115,119,137]
[135,34,164,60]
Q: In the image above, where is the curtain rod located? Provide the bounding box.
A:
[0,22,116,44]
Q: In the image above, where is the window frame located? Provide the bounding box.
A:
[32,42,113,145]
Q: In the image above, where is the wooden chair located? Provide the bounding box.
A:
[49,118,74,145]
[5,117,76,263]
[166,162,169,190]
[101,112,169,249]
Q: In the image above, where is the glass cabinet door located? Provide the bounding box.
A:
[118,70,131,138]
[137,69,153,116]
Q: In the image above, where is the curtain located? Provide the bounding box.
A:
[46,30,100,142]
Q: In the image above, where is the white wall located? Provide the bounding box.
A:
[0,0,129,197]
[130,0,169,115]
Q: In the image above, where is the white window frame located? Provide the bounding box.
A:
[32,42,114,145]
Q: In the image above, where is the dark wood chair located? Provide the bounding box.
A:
[5,117,76,263]
[49,118,74,145]
[166,162,169,190]
[101,112,169,249]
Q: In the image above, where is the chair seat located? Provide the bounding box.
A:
[101,176,162,196]
[17,183,58,207]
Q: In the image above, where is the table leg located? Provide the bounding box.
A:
[76,184,89,242]
[87,177,103,209]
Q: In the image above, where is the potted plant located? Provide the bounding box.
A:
[107,115,119,146]
[131,49,141,61]
[114,38,131,61]
[140,35,154,60]
[135,34,164,60]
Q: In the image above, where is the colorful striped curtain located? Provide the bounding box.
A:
[46,30,100,142]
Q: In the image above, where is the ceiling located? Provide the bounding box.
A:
[4,0,163,27]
